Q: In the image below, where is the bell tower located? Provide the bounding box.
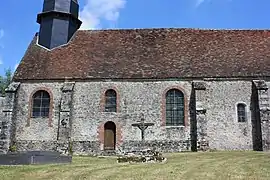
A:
[37,0,82,49]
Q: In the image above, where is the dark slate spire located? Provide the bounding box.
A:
[37,0,82,49]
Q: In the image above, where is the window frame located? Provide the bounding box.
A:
[104,89,117,113]
[31,90,51,118]
[237,103,247,123]
[165,89,185,126]
[27,88,53,127]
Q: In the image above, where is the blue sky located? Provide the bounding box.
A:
[0,0,269,76]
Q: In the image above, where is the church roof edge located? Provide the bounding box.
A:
[13,28,270,80]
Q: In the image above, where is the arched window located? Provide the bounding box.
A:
[166,89,185,126]
[237,103,247,122]
[32,90,50,118]
[105,89,117,112]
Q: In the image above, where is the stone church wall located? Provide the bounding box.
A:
[14,83,63,151]
[204,81,253,150]
[0,97,5,120]
[0,96,5,136]
[12,80,257,154]
[260,81,270,150]
[71,81,192,154]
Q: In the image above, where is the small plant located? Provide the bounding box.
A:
[9,144,17,152]
[68,141,73,155]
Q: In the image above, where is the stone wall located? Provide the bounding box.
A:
[0,96,5,152]
[71,81,192,153]
[12,79,261,154]
[252,81,270,151]
[14,82,63,152]
[0,96,5,123]
[204,81,253,150]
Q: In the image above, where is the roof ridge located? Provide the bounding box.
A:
[14,26,270,81]
[77,27,270,32]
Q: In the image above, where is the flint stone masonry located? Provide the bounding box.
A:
[253,80,270,151]
[0,97,5,153]
[0,82,20,153]
[6,79,270,154]
[205,81,253,150]
[192,81,208,151]
[14,83,63,148]
[57,82,75,154]
[121,140,190,152]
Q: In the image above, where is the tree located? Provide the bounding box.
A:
[0,68,12,96]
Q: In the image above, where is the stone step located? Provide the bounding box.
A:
[100,150,117,156]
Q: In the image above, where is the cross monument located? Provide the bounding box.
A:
[131,113,154,147]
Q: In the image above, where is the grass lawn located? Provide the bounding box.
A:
[0,151,270,180]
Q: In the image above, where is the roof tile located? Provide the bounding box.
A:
[13,28,270,80]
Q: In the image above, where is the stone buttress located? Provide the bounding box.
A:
[252,80,270,151]
[192,81,208,151]
[57,82,75,154]
[0,82,20,153]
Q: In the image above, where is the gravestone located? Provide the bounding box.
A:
[0,151,72,165]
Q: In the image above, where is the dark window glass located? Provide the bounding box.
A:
[32,90,50,118]
[166,89,184,126]
[237,103,246,122]
[105,89,117,112]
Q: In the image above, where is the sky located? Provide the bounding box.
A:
[0,0,269,75]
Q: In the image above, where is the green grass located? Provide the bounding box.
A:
[0,151,270,180]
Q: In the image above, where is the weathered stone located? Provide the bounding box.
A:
[253,80,268,90]
[193,81,207,90]
[61,82,75,92]
[117,149,166,163]
[252,81,270,151]
[1,80,269,155]
[5,82,20,93]
[0,84,20,153]
[57,82,75,154]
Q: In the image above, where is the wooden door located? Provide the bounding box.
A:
[104,121,116,150]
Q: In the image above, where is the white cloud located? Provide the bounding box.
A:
[79,0,126,30]
[0,57,3,65]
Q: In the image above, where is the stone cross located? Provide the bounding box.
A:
[131,113,154,147]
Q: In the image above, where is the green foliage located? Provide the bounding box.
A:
[68,141,73,155]
[0,68,12,96]
[9,144,17,152]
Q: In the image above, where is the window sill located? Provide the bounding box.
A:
[102,112,118,114]
[165,126,185,129]
[31,116,49,119]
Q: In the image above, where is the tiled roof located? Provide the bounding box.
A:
[13,28,270,81]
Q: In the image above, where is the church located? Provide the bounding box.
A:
[0,0,269,155]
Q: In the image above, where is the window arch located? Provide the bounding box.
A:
[32,90,51,118]
[237,103,247,122]
[165,89,185,126]
[105,89,117,112]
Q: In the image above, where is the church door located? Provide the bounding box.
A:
[104,121,116,150]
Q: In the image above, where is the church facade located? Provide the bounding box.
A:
[0,0,270,155]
